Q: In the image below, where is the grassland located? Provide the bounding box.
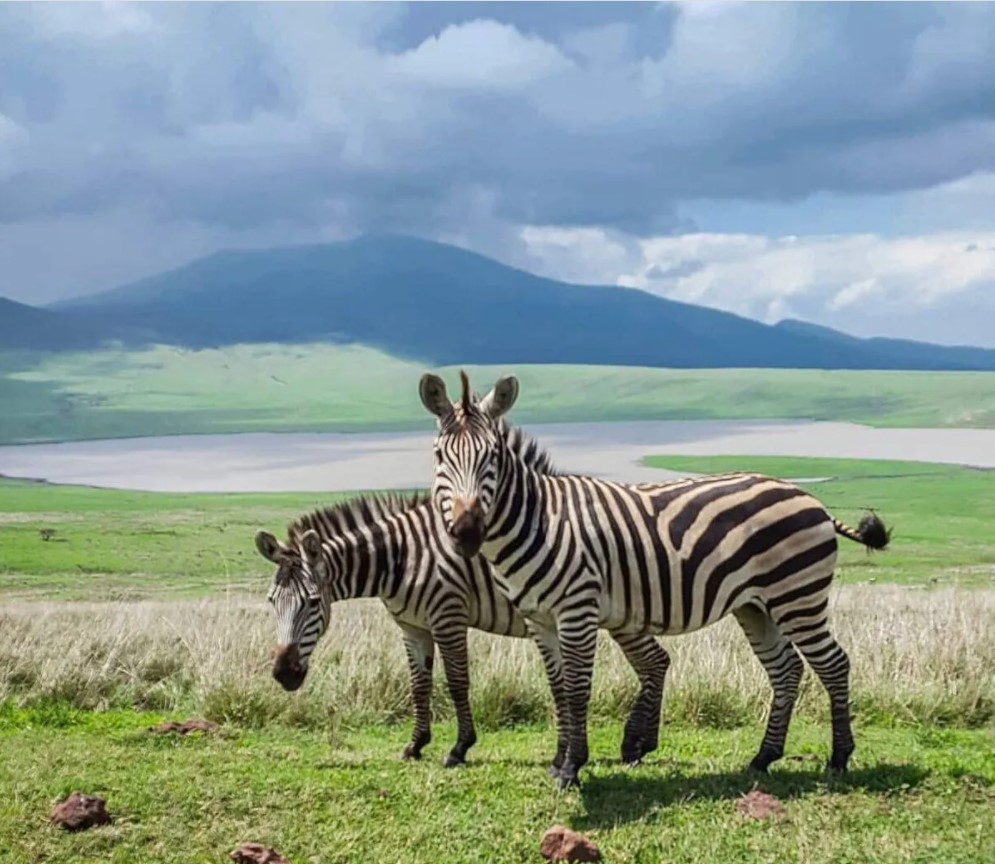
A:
[0,479,369,600]
[2,456,992,601]
[2,710,992,864]
[2,457,994,862]
[643,457,995,587]
[3,342,995,444]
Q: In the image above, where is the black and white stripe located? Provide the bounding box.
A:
[255,421,669,771]
[419,371,891,788]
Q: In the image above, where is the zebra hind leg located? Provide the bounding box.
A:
[733,601,805,773]
[773,603,855,772]
[399,625,435,761]
[433,623,478,768]
[610,632,670,765]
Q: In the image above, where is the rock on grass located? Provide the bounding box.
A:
[229,842,291,864]
[50,792,111,832]
[148,718,219,735]
[736,789,786,820]
[540,826,601,862]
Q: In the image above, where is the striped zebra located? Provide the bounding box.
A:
[253,422,669,774]
[418,371,891,789]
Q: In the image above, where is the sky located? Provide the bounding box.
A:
[2,1,995,346]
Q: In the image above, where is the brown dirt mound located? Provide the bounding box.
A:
[229,843,290,864]
[736,789,786,820]
[50,792,111,832]
[540,825,601,862]
[148,718,219,735]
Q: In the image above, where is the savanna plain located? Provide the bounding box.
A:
[2,408,994,860]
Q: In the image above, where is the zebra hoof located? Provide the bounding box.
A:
[620,742,643,766]
[556,769,582,791]
[548,764,562,780]
[442,753,467,769]
[401,745,423,761]
[826,757,850,775]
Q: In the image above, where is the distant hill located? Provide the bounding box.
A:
[13,233,995,371]
[0,297,114,351]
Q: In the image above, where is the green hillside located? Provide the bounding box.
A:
[2,343,995,445]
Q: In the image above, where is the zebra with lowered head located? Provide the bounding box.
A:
[254,422,670,774]
[419,370,891,789]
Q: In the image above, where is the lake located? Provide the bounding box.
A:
[1,420,994,493]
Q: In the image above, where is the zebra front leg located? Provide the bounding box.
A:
[557,605,600,791]
[433,622,478,768]
[527,622,570,779]
[610,632,670,765]
[399,624,435,761]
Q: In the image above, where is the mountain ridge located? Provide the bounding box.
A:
[1,234,991,371]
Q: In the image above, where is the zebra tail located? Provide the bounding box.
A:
[832,511,892,550]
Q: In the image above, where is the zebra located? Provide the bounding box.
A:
[253,422,669,774]
[418,370,891,789]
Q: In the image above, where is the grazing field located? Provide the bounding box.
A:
[2,456,993,601]
[0,479,363,600]
[2,710,992,864]
[2,456,994,863]
[3,343,995,444]
[643,457,995,588]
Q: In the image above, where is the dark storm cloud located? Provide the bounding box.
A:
[2,1,995,302]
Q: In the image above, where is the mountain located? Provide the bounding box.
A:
[23,233,995,370]
[0,296,114,351]
[774,319,995,372]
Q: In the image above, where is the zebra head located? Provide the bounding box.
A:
[419,370,519,557]
[254,527,327,692]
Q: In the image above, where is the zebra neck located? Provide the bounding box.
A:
[485,456,548,557]
[325,521,401,602]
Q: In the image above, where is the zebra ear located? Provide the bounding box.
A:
[300,529,321,564]
[480,375,519,419]
[419,373,453,420]
[255,530,286,564]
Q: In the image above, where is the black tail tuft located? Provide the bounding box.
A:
[856,511,891,550]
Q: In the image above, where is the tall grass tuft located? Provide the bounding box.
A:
[1,586,992,730]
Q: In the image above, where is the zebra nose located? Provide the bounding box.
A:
[452,497,481,525]
[272,644,306,691]
[451,505,484,557]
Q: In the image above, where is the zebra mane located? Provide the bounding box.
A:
[287,490,429,546]
[284,420,559,545]
[497,417,560,477]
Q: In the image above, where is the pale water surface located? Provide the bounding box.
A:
[1,420,994,493]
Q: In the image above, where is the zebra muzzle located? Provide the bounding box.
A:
[272,643,306,691]
[451,501,484,557]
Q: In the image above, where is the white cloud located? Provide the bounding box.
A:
[390,20,572,90]
[519,226,635,286]
[519,224,995,344]
[634,232,995,318]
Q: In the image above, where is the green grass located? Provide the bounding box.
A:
[3,454,993,600]
[2,455,993,861]
[1,709,992,864]
[0,478,375,600]
[3,343,995,444]
[644,456,995,588]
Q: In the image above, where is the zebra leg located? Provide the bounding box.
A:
[527,623,570,779]
[733,601,804,773]
[773,604,855,773]
[432,623,478,769]
[399,624,435,761]
[558,607,600,790]
[610,632,670,765]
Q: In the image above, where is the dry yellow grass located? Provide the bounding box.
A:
[1,585,992,731]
